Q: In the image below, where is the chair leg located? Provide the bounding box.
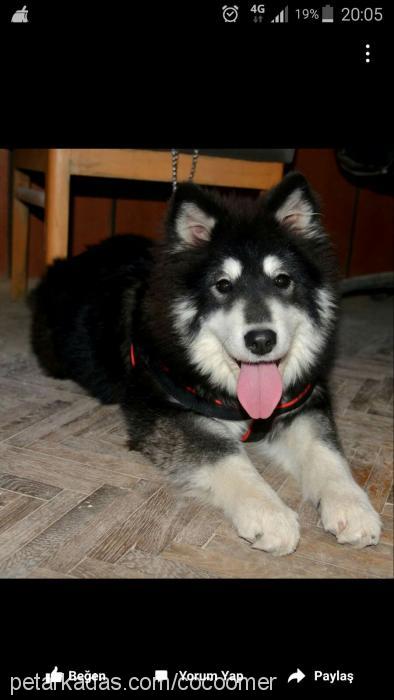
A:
[11,169,30,299]
[45,149,71,265]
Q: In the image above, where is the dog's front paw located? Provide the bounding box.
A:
[320,487,381,548]
[233,498,300,556]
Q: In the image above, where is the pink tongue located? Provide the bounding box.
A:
[237,362,283,419]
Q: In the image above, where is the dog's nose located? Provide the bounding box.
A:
[244,329,277,356]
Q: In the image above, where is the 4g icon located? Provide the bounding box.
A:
[250,4,266,13]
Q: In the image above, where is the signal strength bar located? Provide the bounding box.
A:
[271,6,289,23]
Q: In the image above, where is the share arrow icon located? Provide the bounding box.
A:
[287,668,306,683]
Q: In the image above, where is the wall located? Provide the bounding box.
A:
[0,149,10,276]
[294,149,394,276]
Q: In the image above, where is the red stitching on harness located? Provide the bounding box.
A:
[277,383,312,410]
[130,343,136,368]
[241,424,253,442]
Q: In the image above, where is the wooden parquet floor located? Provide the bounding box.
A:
[0,280,392,578]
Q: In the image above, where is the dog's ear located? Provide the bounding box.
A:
[264,172,321,235]
[167,183,218,247]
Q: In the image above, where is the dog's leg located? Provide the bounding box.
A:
[262,412,381,547]
[134,411,300,556]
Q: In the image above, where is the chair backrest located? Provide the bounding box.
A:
[177,148,295,164]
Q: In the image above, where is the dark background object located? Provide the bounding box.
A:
[335,147,394,295]
[336,146,394,195]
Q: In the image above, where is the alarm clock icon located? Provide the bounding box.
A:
[222,5,239,22]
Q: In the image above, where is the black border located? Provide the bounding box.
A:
[1,1,393,144]
[1,577,393,695]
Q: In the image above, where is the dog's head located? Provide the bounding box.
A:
[145,172,338,414]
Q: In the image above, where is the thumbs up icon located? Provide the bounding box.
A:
[45,667,64,685]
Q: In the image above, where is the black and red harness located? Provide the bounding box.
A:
[130,343,314,443]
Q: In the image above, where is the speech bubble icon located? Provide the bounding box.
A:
[154,670,168,682]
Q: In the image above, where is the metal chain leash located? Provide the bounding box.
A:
[188,149,199,182]
[171,149,199,192]
[171,149,179,191]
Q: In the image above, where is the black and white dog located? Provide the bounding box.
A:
[31,172,381,555]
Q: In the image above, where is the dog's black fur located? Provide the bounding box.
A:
[31,234,153,403]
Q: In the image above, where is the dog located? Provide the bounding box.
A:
[30,172,381,556]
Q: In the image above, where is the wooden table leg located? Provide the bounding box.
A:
[11,168,30,299]
[45,149,71,265]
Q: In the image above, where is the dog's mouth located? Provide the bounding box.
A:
[233,358,281,368]
[231,357,284,420]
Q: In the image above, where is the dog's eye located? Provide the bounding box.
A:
[215,279,233,294]
[274,274,292,289]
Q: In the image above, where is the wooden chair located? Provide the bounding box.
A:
[11,149,286,298]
